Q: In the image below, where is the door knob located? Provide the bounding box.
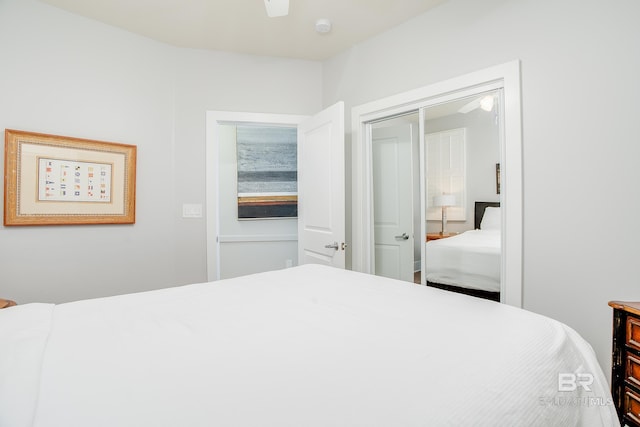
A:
[395,233,409,240]
[324,242,339,250]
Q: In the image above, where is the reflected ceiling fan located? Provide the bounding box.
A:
[264,0,289,17]
[458,94,495,114]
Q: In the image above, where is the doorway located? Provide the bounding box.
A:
[205,103,346,282]
[206,113,305,281]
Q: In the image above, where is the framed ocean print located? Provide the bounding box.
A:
[4,129,136,225]
[236,125,297,219]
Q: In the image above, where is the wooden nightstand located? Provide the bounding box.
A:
[0,299,17,309]
[426,233,457,241]
[609,300,640,426]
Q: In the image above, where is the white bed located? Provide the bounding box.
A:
[425,205,502,298]
[425,228,501,293]
[0,264,618,427]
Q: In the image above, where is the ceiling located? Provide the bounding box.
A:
[37,0,448,61]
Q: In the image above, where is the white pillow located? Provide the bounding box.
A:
[480,207,501,230]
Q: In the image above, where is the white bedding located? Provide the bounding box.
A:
[0,265,618,427]
[425,229,501,292]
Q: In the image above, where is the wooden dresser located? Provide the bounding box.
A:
[609,301,640,426]
[0,299,17,309]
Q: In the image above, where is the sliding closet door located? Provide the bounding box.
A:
[371,121,416,282]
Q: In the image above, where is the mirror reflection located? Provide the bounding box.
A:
[371,112,421,283]
[370,90,503,302]
[424,89,502,301]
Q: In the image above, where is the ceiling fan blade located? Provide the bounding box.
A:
[264,0,289,17]
[458,98,480,114]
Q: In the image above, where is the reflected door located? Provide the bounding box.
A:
[372,124,414,282]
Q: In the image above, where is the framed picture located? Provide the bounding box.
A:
[236,125,297,219]
[4,129,136,225]
[496,163,501,195]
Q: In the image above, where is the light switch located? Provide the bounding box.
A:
[182,204,203,218]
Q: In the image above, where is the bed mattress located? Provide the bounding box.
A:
[0,264,617,426]
[425,229,501,292]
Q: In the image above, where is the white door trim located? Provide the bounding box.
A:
[205,111,308,282]
[351,60,523,307]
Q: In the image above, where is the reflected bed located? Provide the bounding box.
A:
[425,201,501,301]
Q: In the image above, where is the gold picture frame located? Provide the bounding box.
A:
[4,129,136,226]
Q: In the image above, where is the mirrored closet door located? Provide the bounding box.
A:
[352,61,523,307]
[422,90,503,301]
[368,90,503,303]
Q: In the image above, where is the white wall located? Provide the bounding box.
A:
[324,0,640,378]
[171,49,321,285]
[425,108,500,234]
[0,0,322,303]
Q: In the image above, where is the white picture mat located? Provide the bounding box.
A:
[19,143,126,215]
[38,158,112,203]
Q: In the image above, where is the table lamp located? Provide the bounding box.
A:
[433,194,456,236]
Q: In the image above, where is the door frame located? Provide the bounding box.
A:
[351,60,523,307]
[205,111,308,281]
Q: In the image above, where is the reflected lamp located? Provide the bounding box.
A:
[434,194,456,236]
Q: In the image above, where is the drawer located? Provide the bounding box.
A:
[628,317,640,352]
[625,387,640,425]
[628,353,640,387]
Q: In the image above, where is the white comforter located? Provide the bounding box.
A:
[425,229,501,292]
[0,265,618,427]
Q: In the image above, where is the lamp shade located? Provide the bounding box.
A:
[434,194,456,207]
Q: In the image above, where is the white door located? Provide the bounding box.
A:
[372,125,414,281]
[297,102,346,268]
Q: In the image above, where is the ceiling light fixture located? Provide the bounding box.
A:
[315,19,332,34]
[480,95,494,112]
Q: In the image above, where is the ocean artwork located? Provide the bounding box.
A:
[236,125,297,218]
